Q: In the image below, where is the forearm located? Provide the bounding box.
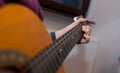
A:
[55,20,83,39]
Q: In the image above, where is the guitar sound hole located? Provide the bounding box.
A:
[0,66,20,73]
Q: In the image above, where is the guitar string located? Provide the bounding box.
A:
[41,23,81,72]
[21,23,82,73]
[20,23,82,73]
[34,28,76,73]
[23,29,73,73]
[40,25,80,73]
[20,23,82,72]
[40,23,82,72]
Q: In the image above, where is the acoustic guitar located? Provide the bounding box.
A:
[0,4,92,73]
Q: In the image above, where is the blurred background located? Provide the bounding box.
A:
[40,0,120,73]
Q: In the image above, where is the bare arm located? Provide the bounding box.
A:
[55,18,91,44]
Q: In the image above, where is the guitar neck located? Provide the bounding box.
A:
[21,23,83,73]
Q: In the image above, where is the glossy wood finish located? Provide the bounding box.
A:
[0,4,65,73]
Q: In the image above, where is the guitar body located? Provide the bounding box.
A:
[0,4,65,73]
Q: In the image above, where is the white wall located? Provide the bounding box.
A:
[43,11,98,73]
[87,0,120,73]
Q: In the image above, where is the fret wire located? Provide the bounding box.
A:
[36,40,65,73]
[43,27,76,70]
[33,53,56,73]
[67,25,78,47]
[57,44,65,63]
[47,22,82,64]
[34,50,56,73]
[65,25,80,55]
[31,41,62,72]
[52,29,73,64]
[59,36,68,59]
[52,47,63,72]
[37,50,51,73]
[40,43,66,73]
[33,50,48,73]
[45,44,61,73]
[51,48,61,72]
[23,47,52,73]
[62,35,69,57]
[59,32,70,56]
[55,39,67,67]
[78,24,83,40]
[23,52,46,73]
[43,45,60,73]
[47,25,80,70]
[53,33,73,67]
[74,25,79,41]
[62,44,69,58]
[35,43,60,70]
[42,54,54,73]
[36,49,50,73]
[51,39,64,62]
[56,25,75,61]
[74,24,82,43]
[25,42,56,71]
[30,63,44,73]
[57,38,66,62]
[53,40,63,69]
[41,43,62,72]
[63,23,81,53]
[47,46,60,73]
[65,32,72,51]
[74,32,77,42]
[57,48,64,63]
[62,36,73,57]
[50,39,66,71]
[73,24,82,43]
[31,42,62,72]
[33,45,51,73]
[65,24,79,53]
[32,26,80,73]
[21,36,57,72]
[21,23,83,73]
[54,23,79,61]
[63,33,73,56]
[42,54,55,73]
[35,51,48,73]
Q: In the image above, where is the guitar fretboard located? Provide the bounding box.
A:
[21,23,83,73]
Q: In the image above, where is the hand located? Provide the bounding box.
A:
[55,18,91,44]
[78,25,91,44]
[74,18,91,44]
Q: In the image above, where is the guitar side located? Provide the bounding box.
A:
[0,4,65,73]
